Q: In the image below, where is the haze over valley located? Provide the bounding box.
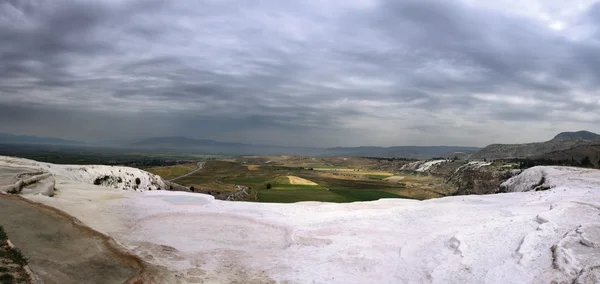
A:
[1,0,600,283]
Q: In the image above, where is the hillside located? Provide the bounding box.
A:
[472,130,600,159]
[533,144,600,167]
[1,157,599,283]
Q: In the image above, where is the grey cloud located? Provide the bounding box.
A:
[1,0,600,147]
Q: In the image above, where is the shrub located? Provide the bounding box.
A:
[266,183,272,189]
[190,186,195,192]
[581,156,593,167]
[93,175,110,185]
[0,273,14,284]
[0,247,28,267]
[535,185,552,191]
[0,227,7,241]
[135,178,141,185]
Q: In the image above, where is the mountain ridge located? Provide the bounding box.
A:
[472,130,600,159]
[0,133,84,146]
[131,136,481,157]
[551,130,600,142]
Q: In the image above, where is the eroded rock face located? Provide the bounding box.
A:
[446,162,521,195]
[499,166,549,192]
[551,225,600,283]
[0,169,55,196]
[401,160,450,173]
[0,156,190,193]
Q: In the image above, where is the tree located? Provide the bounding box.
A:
[580,156,593,167]
[266,183,272,189]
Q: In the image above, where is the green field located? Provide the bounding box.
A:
[145,159,449,203]
[146,163,198,180]
[257,188,409,203]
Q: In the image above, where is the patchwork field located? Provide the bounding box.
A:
[144,163,198,180]
[146,157,453,203]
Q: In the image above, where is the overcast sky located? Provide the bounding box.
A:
[1,0,600,147]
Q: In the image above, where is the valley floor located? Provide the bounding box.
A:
[1,156,599,283]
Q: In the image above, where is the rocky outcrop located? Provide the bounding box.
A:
[0,156,173,191]
[0,155,191,194]
[498,166,549,192]
[446,162,521,195]
[0,170,55,196]
[400,159,451,173]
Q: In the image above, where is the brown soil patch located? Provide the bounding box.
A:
[384,176,405,183]
[247,165,260,171]
[286,176,318,185]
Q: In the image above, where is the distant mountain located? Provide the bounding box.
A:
[133,136,245,148]
[551,130,600,142]
[325,146,481,159]
[472,130,600,159]
[132,136,479,158]
[0,133,83,146]
[132,136,321,155]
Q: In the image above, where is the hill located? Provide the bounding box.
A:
[0,133,83,146]
[133,136,479,158]
[472,130,600,159]
[552,130,600,141]
[532,144,600,167]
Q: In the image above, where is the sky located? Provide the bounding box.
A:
[1,0,600,147]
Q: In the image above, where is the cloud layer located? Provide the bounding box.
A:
[1,0,600,147]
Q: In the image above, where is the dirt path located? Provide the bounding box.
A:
[169,162,204,182]
[0,195,143,284]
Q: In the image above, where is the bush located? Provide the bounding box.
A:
[0,227,7,241]
[266,183,272,189]
[135,178,141,185]
[535,185,552,191]
[0,273,14,284]
[93,175,110,185]
[580,156,593,167]
[190,186,195,192]
[0,247,28,267]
